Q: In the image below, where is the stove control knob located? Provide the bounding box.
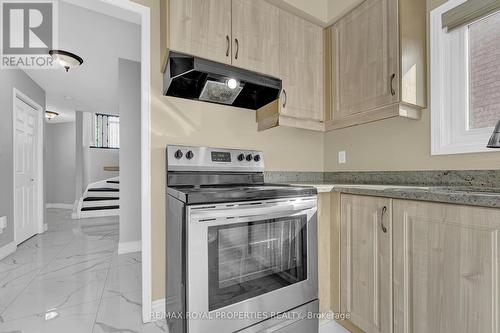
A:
[237,153,245,161]
[246,154,253,161]
[186,150,194,160]
[174,149,183,159]
[253,155,261,162]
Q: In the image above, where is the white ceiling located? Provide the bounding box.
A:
[24,0,141,123]
[267,0,364,26]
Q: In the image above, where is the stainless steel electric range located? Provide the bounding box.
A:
[166,145,319,333]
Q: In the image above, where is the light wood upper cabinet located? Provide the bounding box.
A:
[163,0,232,67]
[279,10,324,122]
[393,200,500,333]
[326,0,427,130]
[256,11,325,132]
[332,0,399,119]
[231,0,280,77]
[162,0,280,77]
[340,194,392,333]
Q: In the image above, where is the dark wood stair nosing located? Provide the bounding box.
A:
[88,188,119,192]
[83,197,119,202]
[81,205,119,211]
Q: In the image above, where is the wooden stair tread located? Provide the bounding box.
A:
[83,197,119,201]
[88,188,119,192]
[81,205,119,211]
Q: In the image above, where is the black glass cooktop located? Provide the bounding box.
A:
[167,183,317,204]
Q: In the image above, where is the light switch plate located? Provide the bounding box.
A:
[338,151,346,164]
[0,216,6,234]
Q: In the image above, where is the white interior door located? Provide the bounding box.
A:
[14,96,39,245]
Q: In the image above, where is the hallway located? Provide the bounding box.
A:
[0,209,165,332]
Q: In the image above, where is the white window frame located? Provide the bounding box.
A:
[431,0,498,155]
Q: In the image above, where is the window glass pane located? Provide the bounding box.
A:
[468,11,500,129]
[93,114,119,148]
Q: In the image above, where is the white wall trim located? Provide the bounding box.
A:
[12,88,45,243]
[430,0,498,155]
[0,241,16,261]
[118,240,142,254]
[96,0,152,323]
[46,203,74,209]
[151,298,165,319]
[151,297,177,321]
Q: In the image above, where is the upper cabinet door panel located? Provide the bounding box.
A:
[169,0,232,64]
[279,10,324,121]
[231,0,280,77]
[332,0,399,118]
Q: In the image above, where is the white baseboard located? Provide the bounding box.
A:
[320,320,350,333]
[151,298,165,321]
[0,241,16,260]
[150,297,178,322]
[118,240,142,254]
[46,203,74,209]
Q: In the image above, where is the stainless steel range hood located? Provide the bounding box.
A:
[163,52,282,110]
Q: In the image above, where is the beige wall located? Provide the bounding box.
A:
[135,0,324,301]
[323,0,500,171]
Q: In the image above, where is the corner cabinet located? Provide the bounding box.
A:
[340,194,392,333]
[256,11,325,132]
[325,0,427,130]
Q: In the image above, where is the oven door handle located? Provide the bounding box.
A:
[189,202,316,223]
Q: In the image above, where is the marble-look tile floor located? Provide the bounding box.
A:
[0,209,166,333]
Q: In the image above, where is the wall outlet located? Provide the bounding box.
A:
[338,151,347,164]
[0,216,6,234]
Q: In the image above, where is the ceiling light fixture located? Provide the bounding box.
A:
[45,111,59,120]
[49,50,83,72]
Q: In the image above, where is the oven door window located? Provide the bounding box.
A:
[208,215,308,311]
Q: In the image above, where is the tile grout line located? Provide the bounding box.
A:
[91,244,114,332]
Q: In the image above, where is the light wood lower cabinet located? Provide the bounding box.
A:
[340,194,393,333]
[333,195,500,333]
[393,200,500,333]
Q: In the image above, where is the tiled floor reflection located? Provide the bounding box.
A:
[0,209,166,333]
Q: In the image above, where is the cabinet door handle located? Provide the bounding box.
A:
[390,73,396,96]
[380,206,388,233]
[226,35,230,57]
[282,89,287,108]
[234,38,239,60]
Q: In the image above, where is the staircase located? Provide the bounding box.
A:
[74,177,120,219]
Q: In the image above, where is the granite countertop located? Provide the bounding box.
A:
[288,183,500,208]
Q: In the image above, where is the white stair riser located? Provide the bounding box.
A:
[80,209,119,219]
[99,182,119,189]
[82,200,119,208]
[84,191,119,198]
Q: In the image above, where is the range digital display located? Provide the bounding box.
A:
[211,151,231,162]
